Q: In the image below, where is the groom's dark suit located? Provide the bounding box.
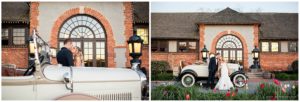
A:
[207,56,218,89]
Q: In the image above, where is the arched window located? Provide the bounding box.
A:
[216,35,243,63]
[58,15,106,67]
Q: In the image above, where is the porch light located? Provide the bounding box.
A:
[29,41,36,54]
[252,46,260,59]
[251,46,260,69]
[127,33,143,64]
[201,45,209,62]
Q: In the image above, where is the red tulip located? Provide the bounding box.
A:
[231,92,236,97]
[260,83,265,89]
[226,90,231,97]
[271,96,277,100]
[271,93,277,100]
[273,79,280,86]
[185,94,190,100]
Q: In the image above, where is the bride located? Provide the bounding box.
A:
[214,57,234,90]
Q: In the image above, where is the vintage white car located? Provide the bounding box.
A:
[2,30,147,100]
[178,62,248,88]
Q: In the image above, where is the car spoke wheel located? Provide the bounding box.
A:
[181,74,195,87]
[233,74,247,88]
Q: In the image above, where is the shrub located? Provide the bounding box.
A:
[151,61,171,74]
[275,73,298,80]
[151,72,174,81]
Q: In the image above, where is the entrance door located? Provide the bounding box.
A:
[216,35,243,64]
[58,15,107,67]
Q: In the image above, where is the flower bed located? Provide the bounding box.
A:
[151,79,298,100]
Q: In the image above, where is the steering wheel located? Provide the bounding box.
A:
[23,55,44,76]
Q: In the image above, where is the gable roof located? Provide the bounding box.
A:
[2,2,30,24]
[199,7,260,24]
[133,2,149,24]
[247,13,298,40]
[152,8,298,40]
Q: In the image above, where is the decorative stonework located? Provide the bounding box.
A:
[49,7,116,67]
[211,30,249,69]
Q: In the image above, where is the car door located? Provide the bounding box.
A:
[2,75,36,100]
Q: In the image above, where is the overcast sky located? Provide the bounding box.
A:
[151,2,298,13]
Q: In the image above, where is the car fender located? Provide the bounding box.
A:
[178,69,198,80]
[230,71,248,79]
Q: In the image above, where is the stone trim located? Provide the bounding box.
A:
[49,7,116,67]
[211,30,249,69]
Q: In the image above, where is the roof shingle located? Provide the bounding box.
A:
[152,8,298,40]
[2,2,29,24]
[133,2,149,24]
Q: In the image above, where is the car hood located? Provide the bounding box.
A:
[43,65,140,82]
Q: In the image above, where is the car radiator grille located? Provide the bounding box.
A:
[91,93,132,100]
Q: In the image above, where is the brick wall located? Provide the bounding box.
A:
[260,52,298,71]
[141,46,149,72]
[151,52,199,71]
[29,2,39,34]
[2,47,28,68]
[123,2,134,68]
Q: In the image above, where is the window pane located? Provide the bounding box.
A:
[289,42,297,52]
[151,41,158,52]
[223,50,228,62]
[2,28,9,45]
[178,42,187,52]
[137,28,149,44]
[13,28,25,45]
[271,42,278,52]
[281,41,288,52]
[159,41,168,52]
[168,41,177,52]
[261,42,269,52]
[188,42,196,52]
[230,50,235,60]
[237,50,242,61]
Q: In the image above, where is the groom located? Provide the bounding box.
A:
[207,53,220,89]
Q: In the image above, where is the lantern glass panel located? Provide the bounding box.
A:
[29,42,35,54]
[134,42,141,53]
[129,43,133,53]
[202,52,207,58]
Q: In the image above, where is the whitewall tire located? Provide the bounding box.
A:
[181,73,195,87]
[233,74,247,88]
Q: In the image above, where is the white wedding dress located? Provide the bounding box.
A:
[214,62,234,90]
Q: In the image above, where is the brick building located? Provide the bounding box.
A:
[2,2,149,74]
[151,8,298,72]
